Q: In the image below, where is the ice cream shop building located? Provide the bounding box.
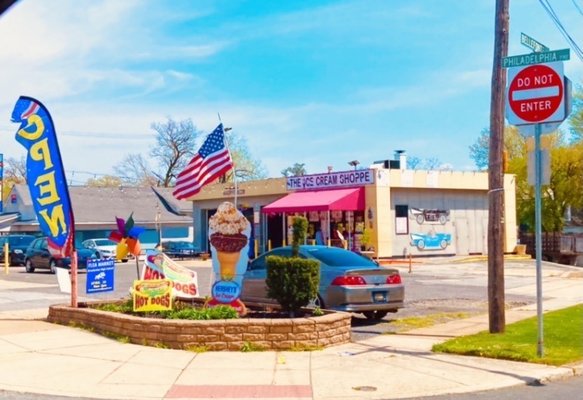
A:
[189,157,517,259]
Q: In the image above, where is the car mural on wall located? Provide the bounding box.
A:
[409,208,450,225]
[410,231,452,250]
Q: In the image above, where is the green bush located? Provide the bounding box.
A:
[291,216,308,257]
[266,255,319,317]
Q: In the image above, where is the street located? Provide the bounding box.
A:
[1,256,577,342]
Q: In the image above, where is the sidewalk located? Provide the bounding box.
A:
[0,266,581,399]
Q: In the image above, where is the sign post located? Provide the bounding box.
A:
[504,50,571,357]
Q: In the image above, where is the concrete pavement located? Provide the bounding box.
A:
[0,259,581,400]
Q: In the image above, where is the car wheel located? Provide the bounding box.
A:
[440,239,448,249]
[439,215,447,224]
[25,259,35,273]
[307,294,325,309]
[364,310,389,320]
[49,260,57,274]
[416,239,425,250]
[416,214,425,225]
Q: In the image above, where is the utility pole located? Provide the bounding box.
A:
[488,0,509,333]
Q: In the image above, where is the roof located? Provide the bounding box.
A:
[7,185,192,226]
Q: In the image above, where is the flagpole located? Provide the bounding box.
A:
[221,123,236,208]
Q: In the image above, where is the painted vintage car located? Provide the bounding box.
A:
[409,208,450,225]
[410,232,452,250]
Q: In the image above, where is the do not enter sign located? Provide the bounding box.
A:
[506,62,565,125]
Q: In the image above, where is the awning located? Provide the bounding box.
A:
[262,188,364,213]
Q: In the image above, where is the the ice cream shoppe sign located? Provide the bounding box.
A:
[286,169,375,191]
[208,202,251,313]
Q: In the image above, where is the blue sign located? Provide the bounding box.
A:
[211,280,241,303]
[86,259,115,294]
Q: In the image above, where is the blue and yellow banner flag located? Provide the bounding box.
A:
[11,96,75,257]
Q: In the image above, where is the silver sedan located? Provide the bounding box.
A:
[241,245,404,320]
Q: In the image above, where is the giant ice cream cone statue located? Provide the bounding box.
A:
[209,202,250,281]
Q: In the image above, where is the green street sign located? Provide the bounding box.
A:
[520,33,549,53]
[502,49,570,68]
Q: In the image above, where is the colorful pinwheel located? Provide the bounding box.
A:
[108,213,145,260]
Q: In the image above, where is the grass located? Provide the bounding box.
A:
[386,312,472,333]
[433,304,583,366]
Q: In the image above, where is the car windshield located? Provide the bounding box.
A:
[94,239,116,246]
[304,247,377,267]
[7,236,35,246]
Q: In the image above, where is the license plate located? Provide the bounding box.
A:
[372,291,387,303]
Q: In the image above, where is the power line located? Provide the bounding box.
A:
[538,0,583,61]
[572,0,583,16]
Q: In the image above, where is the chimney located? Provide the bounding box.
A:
[395,150,407,170]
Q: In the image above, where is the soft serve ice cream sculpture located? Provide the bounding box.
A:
[209,202,251,281]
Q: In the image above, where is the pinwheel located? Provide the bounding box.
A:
[108,213,145,260]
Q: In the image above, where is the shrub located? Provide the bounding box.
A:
[266,256,319,316]
[291,216,308,257]
[267,216,320,317]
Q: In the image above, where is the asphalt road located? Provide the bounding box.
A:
[0,257,545,341]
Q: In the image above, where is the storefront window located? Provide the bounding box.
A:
[395,205,409,235]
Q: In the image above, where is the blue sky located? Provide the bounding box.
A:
[0,0,582,184]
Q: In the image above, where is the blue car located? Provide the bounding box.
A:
[241,245,404,320]
[410,232,452,250]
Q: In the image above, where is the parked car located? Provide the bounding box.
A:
[24,237,99,274]
[0,234,36,266]
[81,238,128,262]
[161,240,200,259]
[241,245,404,320]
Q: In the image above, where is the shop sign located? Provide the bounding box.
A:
[287,169,375,190]
[132,279,173,312]
[86,259,115,294]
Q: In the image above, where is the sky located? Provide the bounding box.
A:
[0,0,582,184]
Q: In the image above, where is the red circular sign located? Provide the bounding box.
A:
[508,64,563,123]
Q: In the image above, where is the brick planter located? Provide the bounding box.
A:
[47,303,351,351]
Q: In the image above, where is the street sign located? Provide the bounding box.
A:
[520,32,549,53]
[506,62,565,125]
[517,76,572,135]
[502,48,570,68]
[518,121,561,136]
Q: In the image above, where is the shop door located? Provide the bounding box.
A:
[267,214,284,249]
[455,218,470,256]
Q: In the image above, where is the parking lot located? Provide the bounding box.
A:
[1,255,581,341]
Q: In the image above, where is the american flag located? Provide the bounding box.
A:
[173,123,233,200]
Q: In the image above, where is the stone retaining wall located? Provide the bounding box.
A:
[47,303,351,351]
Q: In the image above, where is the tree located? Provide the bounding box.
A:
[569,86,582,143]
[86,175,123,187]
[114,153,158,187]
[3,156,26,183]
[405,156,444,170]
[469,126,525,170]
[281,163,307,177]
[150,117,199,187]
[515,140,583,232]
[222,132,267,182]
[2,156,27,199]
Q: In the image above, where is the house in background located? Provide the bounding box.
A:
[0,185,193,248]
